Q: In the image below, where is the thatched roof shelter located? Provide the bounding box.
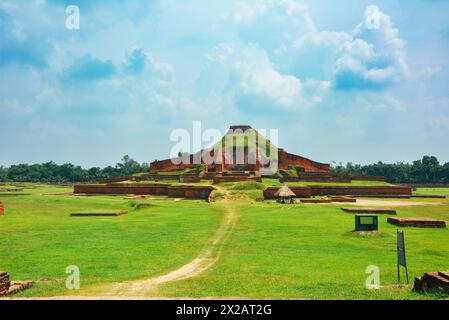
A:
[274,186,296,198]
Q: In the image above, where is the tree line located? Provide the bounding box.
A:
[1,155,448,184]
[331,156,449,184]
[0,155,149,183]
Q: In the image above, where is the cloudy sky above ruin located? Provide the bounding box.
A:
[1,0,449,167]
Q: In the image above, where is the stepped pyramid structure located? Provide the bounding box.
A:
[150,125,330,174]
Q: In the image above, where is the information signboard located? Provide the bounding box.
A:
[397,230,409,284]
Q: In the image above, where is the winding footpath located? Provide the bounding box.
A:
[6,188,239,299]
[90,187,239,297]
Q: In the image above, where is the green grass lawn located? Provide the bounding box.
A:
[414,188,449,197]
[0,184,448,299]
[0,184,224,297]
[158,188,449,300]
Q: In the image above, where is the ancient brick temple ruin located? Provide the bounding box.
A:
[73,124,413,198]
[150,125,330,174]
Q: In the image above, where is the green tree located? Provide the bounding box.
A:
[116,155,144,176]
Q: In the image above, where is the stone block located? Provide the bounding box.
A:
[388,217,446,228]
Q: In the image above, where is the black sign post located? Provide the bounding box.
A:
[397,230,409,284]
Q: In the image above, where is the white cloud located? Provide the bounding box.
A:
[205,43,330,112]
[334,5,409,89]
[293,31,351,49]
[228,0,316,55]
[122,47,173,78]
[232,1,267,24]
[232,0,309,25]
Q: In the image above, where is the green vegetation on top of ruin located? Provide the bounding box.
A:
[208,128,277,157]
[148,168,198,175]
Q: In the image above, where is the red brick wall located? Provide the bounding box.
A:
[185,187,214,199]
[309,186,412,196]
[277,149,330,173]
[74,184,157,195]
[150,148,330,174]
[74,184,214,200]
[150,159,197,172]
[168,186,188,197]
[264,186,412,199]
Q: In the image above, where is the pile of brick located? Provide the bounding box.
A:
[388,217,446,228]
[0,272,10,296]
[0,272,33,297]
[8,281,33,295]
[414,271,449,294]
[0,201,4,216]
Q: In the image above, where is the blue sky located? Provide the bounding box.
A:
[1,0,449,167]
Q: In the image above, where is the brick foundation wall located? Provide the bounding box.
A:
[74,184,169,195]
[185,187,215,199]
[280,174,351,183]
[309,186,412,196]
[277,149,330,173]
[74,184,214,200]
[168,186,189,197]
[150,158,198,172]
[264,185,412,199]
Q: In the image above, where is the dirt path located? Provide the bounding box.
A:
[2,187,239,300]
[87,187,238,297]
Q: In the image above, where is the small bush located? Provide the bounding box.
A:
[214,192,224,200]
